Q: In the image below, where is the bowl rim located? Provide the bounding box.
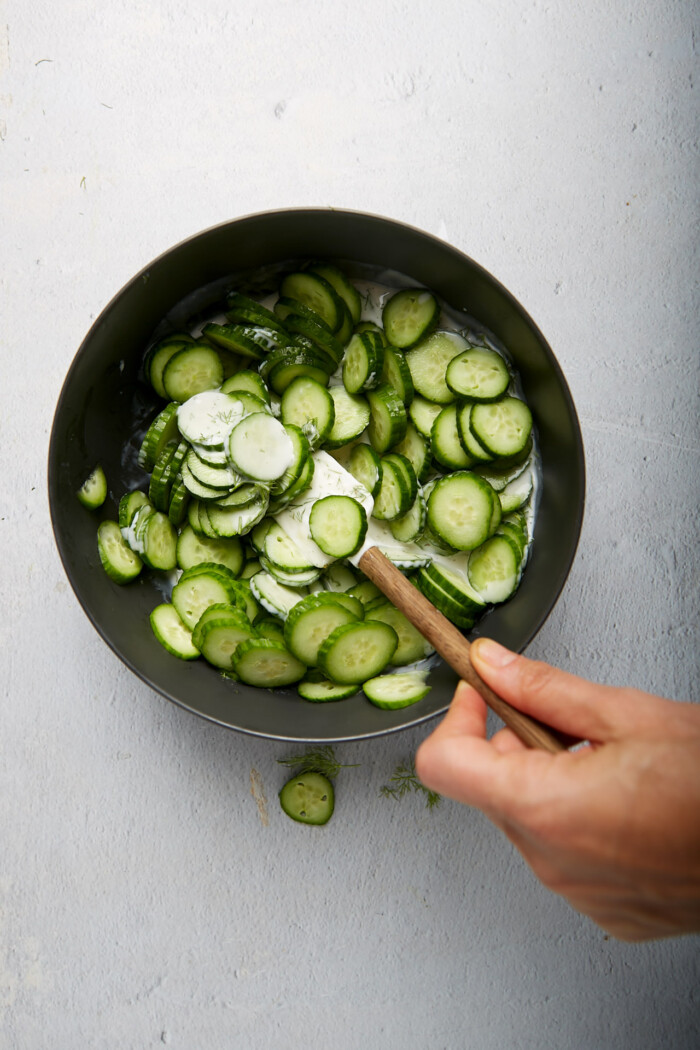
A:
[48,207,586,742]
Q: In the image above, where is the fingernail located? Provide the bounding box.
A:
[472,638,517,668]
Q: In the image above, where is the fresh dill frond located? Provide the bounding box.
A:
[277,745,359,781]
[380,758,442,809]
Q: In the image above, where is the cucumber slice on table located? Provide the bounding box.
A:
[76,464,107,509]
[382,288,439,348]
[97,520,143,584]
[362,671,431,709]
[279,771,335,825]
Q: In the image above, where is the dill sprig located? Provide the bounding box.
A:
[380,758,442,809]
[277,745,359,781]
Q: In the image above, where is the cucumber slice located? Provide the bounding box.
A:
[431,403,475,470]
[467,534,522,603]
[138,401,180,471]
[445,347,511,401]
[324,387,370,449]
[219,369,271,403]
[297,676,358,702]
[367,384,407,454]
[317,621,398,684]
[498,466,534,513]
[389,422,429,482]
[119,489,151,528]
[309,495,368,558]
[228,413,295,482]
[264,522,317,573]
[389,489,427,543]
[319,562,360,593]
[274,295,334,333]
[307,589,364,620]
[254,615,287,643]
[413,569,477,630]
[145,337,191,398]
[279,772,334,825]
[77,464,107,509]
[206,492,269,537]
[268,351,333,396]
[346,580,382,606]
[421,559,486,615]
[197,614,257,669]
[380,345,414,405]
[150,603,200,660]
[167,476,190,526]
[372,455,411,521]
[185,449,240,490]
[456,403,494,463]
[307,263,362,324]
[140,510,177,571]
[280,377,335,448]
[176,390,246,449]
[225,291,289,333]
[347,443,382,497]
[261,561,322,588]
[250,572,306,619]
[162,345,224,402]
[362,671,431,709]
[171,569,239,630]
[405,331,468,403]
[232,638,306,687]
[283,315,345,364]
[469,398,533,458]
[200,322,267,361]
[192,602,248,649]
[427,472,496,551]
[342,332,385,394]
[284,594,359,666]
[382,288,439,348]
[97,520,143,584]
[408,395,443,439]
[280,272,344,333]
[366,603,434,665]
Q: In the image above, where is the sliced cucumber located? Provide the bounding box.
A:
[171,568,239,630]
[192,602,248,649]
[145,337,192,398]
[176,390,245,449]
[362,671,431,709]
[309,495,367,558]
[366,603,434,665]
[150,603,200,660]
[308,262,362,323]
[389,423,429,482]
[468,534,522,603]
[389,489,427,543]
[279,771,334,825]
[408,395,443,439]
[432,403,475,471]
[445,347,511,401]
[469,397,533,458]
[228,413,294,482]
[366,384,407,454]
[380,345,414,405]
[250,571,306,619]
[324,387,370,449]
[284,594,359,666]
[138,401,180,471]
[317,621,398,684]
[232,638,306,687]
[298,676,358,702]
[382,287,439,348]
[219,369,270,403]
[97,520,143,584]
[140,510,178,571]
[119,489,151,528]
[77,464,107,509]
[280,377,335,448]
[162,345,224,402]
[372,455,412,521]
[427,472,496,551]
[405,331,468,403]
[342,332,385,394]
[197,613,257,669]
[201,322,267,361]
[347,443,383,497]
[498,466,534,513]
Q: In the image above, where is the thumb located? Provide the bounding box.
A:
[470,638,636,742]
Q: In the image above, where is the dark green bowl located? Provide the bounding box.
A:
[48,208,585,742]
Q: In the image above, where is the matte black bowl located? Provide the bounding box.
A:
[48,208,585,742]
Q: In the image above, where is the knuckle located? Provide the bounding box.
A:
[517,657,559,705]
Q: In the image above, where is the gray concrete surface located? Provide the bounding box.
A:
[2,2,699,1047]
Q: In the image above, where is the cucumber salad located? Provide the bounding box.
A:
[83,262,538,712]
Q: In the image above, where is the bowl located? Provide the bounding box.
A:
[48,208,585,742]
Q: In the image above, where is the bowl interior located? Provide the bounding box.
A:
[48,209,585,742]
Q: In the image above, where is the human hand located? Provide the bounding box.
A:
[415,638,700,942]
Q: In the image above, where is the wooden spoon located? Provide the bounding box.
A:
[357,546,568,754]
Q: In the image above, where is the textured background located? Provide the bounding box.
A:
[1,2,699,1047]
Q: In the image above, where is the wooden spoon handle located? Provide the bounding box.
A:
[358,546,567,754]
